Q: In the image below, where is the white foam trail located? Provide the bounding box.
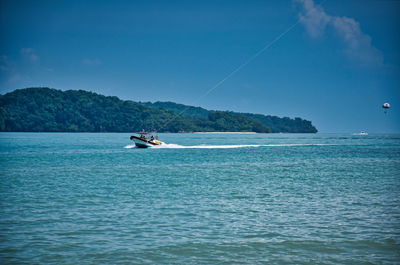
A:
[152,143,259,149]
[150,143,333,149]
[125,143,335,149]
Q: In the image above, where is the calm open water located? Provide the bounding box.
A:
[0,133,399,264]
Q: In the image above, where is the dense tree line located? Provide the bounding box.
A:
[142,101,318,133]
[242,113,317,133]
[0,87,277,133]
[143,101,209,119]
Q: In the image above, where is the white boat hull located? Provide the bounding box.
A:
[131,136,163,148]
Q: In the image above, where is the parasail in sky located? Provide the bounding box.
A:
[382,102,390,114]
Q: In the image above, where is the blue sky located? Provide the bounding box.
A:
[0,0,399,132]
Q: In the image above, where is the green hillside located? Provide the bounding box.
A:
[142,101,317,133]
[0,87,276,133]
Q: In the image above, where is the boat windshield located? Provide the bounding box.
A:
[135,132,159,141]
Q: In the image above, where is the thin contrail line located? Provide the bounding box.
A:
[158,21,299,131]
[198,21,300,102]
[158,0,326,131]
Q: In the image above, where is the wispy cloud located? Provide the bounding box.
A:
[295,0,383,66]
[82,58,101,66]
[0,55,21,83]
[296,0,330,38]
[331,16,383,66]
[20,48,39,62]
[1,48,41,84]
[0,55,15,72]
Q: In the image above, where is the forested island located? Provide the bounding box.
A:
[0,87,317,133]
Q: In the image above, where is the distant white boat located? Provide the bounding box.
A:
[353,131,368,136]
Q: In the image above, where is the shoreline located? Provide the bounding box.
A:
[192,132,257,134]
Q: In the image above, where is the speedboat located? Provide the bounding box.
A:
[352,131,368,135]
[130,132,163,148]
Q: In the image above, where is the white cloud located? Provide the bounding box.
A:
[295,0,383,66]
[1,49,43,84]
[295,0,330,38]
[0,55,14,71]
[20,48,39,62]
[0,55,22,83]
[82,58,101,66]
[332,16,383,66]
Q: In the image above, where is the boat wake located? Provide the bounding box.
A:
[124,144,137,149]
[154,143,260,149]
[124,143,332,149]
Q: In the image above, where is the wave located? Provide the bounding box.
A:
[124,143,333,149]
[124,144,137,149]
[154,143,260,149]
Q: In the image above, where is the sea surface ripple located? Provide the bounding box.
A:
[0,133,399,264]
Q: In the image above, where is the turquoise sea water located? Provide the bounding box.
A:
[0,133,399,264]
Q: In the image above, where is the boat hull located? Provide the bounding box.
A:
[130,136,162,148]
